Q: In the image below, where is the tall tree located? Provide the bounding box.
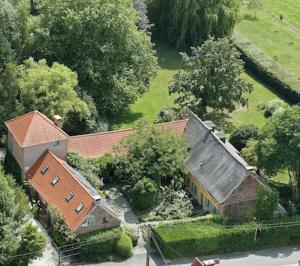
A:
[257,106,300,198]
[30,0,157,114]
[169,37,252,119]
[148,0,241,49]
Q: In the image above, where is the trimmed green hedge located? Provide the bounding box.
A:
[233,33,300,104]
[114,233,133,259]
[154,215,300,258]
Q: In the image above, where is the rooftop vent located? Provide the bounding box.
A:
[53,115,62,128]
[216,131,226,143]
[204,120,216,131]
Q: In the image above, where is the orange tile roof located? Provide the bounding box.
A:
[27,150,96,230]
[5,110,68,148]
[68,119,188,158]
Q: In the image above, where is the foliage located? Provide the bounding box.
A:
[96,154,115,183]
[154,215,300,259]
[264,99,288,118]
[124,226,139,247]
[169,37,252,119]
[249,186,279,221]
[241,139,259,167]
[233,33,300,104]
[256,106,300,198]
[247,0,262,18]
[3,150,22,183]
[31,0,158,114]
[155,107,189,123]
[143,182,193,222]
[229,124,259,151]
[132,177,158,210]
[114,122,188,188]
[17,223,47,265]
[133,0,152,34]
[78,228,122,259]
[67,151,103,191]
[113,233,133,259]
[148,0,240,49]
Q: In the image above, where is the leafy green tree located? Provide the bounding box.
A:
[257,106,300,198]
[250,186,279,221]
[264,99,288,118]
[16,58,90,120]
[229,124,259,151]
[148,0,240,48]
[169,38,252,119]
[114,122,188,188]
[248,0,262,18]
[31,0,157,114]
[241,139,259,167]
[132,177,158,210]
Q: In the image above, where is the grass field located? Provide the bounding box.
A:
[236,1,300,79]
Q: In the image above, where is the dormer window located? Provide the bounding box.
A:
[75,203,84,213]
[51,176,60,186]
[40,165,48,175]
[66,192,74,202]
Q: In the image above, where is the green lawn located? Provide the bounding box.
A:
[236,3,300,79]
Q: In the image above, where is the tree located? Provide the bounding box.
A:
[248,0,262,18]
[148,0,240,49]
[133,0,152,34]
[257,106,300,198]
[229,124,259,151]
[241,139,259,167]
[169,38,252,119]
[264,99,288,118]
[114,122,188,189]
[30,0,157,114]
[16,58,90,121]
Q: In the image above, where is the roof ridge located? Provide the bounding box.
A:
[23,111,40,145]
[4,110,36,125]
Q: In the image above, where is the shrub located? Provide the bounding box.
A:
[124,227,139,247]
[132,177,158,210]
[78,228,122,260]
[264,99,288,118]
[233,33,300,104]
[229,124,259,151]
[114,233,133,259]
[3,150,22,183]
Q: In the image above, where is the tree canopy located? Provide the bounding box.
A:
[148,0,240,49]
[169,37,252,119]
[30,0,158,114]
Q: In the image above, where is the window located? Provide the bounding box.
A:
[40,165,48,175]
[52,140,60,147]
[102,217,108,224]
[50,176,60,186]
[66,192,74,202]
[191,183,197,197]
[87,215,95,226]
[75,203,84,213]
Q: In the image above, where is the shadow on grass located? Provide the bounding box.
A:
[155,42,182,70]
[109,110,144,129]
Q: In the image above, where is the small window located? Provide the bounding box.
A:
[102,217,108,224]
[66,192,74,202]
[87,215,95,226]
[75,203,84,213]
[51,176,60,186]
[40,165,49,175]
[52,140,60,147]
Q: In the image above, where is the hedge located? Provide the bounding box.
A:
[232,33,300,104]
[154,215,300,258]
[114,233,133,259]
[78,228,122,259]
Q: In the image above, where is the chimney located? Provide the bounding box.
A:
[204,120,216,132]
[53,115,62,128]
[216,131,226,143]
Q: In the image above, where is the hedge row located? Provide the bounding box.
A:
[154,215,300,258]
[232,33,300,104]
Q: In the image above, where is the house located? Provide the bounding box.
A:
[185,112,268,220]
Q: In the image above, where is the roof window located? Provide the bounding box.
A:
[66,192,74,202]
[75,203,84,213]
[40,165,49,175]
[51,176,60,186]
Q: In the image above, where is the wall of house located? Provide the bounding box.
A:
[220,174,259,221]
[23,139,68,173]
[186,173,220,213]
[76,205,121,235]
[7,131,24,171]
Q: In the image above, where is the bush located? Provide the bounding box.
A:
[114,233,133,259]
[264,99,288,118]
[154,215,300,259]
[3,150,22,183]
[124,227,139,247]
[233,33,300,104]
[229,124,259,151]
[78,228,122,260]
[132,177,158,210]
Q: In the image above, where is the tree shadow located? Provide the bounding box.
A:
[155,42,182,70]
[243,14,258,21]
[109,110,143,129]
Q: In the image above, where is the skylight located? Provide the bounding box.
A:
[75,203,84,213]
[51,176,60,186]
[66,192,74,202]
[40,165,49,175]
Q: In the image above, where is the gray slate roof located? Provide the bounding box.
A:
[186,112,255,204]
